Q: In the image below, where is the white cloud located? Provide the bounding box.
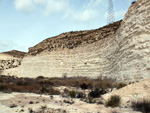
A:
[73,9,98,22]
[71,0,102,22]
[13,0,102,22]
[33,0,46,5]
[14,0,35,13]
[0,40,28,52]
[14,0,69,15]
[43,0,68,15]
[84,0,102,9]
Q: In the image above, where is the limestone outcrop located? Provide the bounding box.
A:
[19,0,150,82]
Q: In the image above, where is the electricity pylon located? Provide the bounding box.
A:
[107,0,115,24]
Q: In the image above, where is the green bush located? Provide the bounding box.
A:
[105,95,121,107]
[132,100,150,113]
[69,91,76,98]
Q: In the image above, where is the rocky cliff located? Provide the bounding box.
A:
[19,0,150,82]
[0,50,26,76]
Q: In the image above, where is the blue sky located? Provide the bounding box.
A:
[0,0,134,52]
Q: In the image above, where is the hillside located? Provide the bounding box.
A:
[19,0,150,82]
[2,50,26,59]
[29,21,122,55]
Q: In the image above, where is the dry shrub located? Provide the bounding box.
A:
[115,82,127,89]
[69,90,76,98]
[0,83,5,90]
[48,77,92,87]
[76,92,85,98]
[132,100,150,113]
[105,95,121,107]
[94,77,114,89]
[0,75,125,95]
[49,88,60,95]
[89,88,106,98]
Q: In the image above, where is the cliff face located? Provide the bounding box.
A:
[19,0,150,82]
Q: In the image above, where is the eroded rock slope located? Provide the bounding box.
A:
[19,0,150,82]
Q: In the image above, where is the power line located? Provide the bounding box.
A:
[107,0,115,24]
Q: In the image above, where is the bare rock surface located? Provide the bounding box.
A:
[102,79,150,107]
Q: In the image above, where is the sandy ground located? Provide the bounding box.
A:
[0,92,141,113]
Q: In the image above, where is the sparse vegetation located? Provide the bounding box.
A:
[105,95,121,107]
[69,90,76,98]
[80,83,90,89]
[88,88,106,98]
[76,92,85,98]
[49,88,60,95]
[0,83,5,90]
[131,100,150,113]
[115,82,127,89]
[0,75,126,97]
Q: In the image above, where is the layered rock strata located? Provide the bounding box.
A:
[19,0,150,82]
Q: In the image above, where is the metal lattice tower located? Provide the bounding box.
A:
[107,0,115,24]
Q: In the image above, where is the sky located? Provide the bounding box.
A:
[0,0,134,52]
